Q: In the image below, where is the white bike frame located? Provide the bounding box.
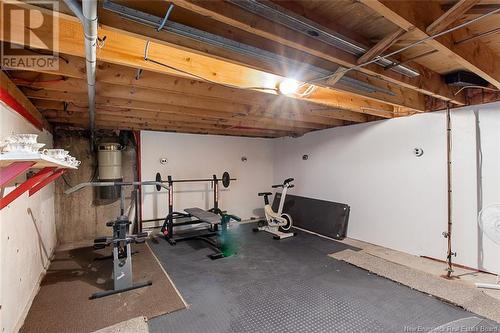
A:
[256,180,296,240]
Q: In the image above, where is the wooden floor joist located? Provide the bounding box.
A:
[96,5,427,112]
[0,0,399,118]
[9,67,372,123]
[0,71,50,130]
[5,0,497,137]
[361,0,500,89]
[49,117,303,138]
[22,86,351,126]
[37,101,332,132]
[166,0,465,105]
[357,28,407,64]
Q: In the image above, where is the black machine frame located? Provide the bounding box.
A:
[143,172,240,259]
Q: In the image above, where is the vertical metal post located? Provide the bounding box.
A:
[135,188,142,233]
[445,104,454,277]
[167,175,173,237]
[120,185,125,216]
[213,174,219,213]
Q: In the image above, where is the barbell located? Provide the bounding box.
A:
[154,171,235,191]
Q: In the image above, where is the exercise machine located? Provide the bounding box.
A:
[151,173,241,259]
[65,180,168,299]
[254,178,297,240]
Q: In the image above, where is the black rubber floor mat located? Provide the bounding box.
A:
[147,223,499,333]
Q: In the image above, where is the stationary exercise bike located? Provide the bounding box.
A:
[253,178,297,240]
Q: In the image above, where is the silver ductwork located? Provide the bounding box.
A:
[63,0,97,148]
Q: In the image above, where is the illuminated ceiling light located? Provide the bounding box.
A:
[278,78,300,95]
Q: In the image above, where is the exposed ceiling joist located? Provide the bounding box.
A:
[32,99,332,131]
[0,1,397,118]
[41,108,311,134]
[360,0,500,89]
[357,28,407,64]
[13,72,364,124]
[48,116,302,138]
[441,3,500,16]
[167,0,465,105]
[97,0,426,112]
[0,70,50,130]
[7,53,372,123]
[426,0,481,35]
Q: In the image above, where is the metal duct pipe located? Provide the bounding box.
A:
[64,0,97,149]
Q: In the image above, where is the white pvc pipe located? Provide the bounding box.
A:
[476,283,500,290]
[63,0,97,148]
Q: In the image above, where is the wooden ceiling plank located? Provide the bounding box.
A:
[168,0,464,105]
[440,4,500,16]
[48,116,298,138]
[29,90,347,128]
[34,99,327,130]
[426,0,482,35]
[8,58,371,123]
[0,1,396,117]
[361,0,500,89]
[39,103,323,133]
[97,5,425,112]
[357,28,407,64]
[0,70,50,130]
[17,76,363,124]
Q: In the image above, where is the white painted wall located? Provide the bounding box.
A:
[140,131,274,222]
[273,102,500,273]
[0,102,56,333]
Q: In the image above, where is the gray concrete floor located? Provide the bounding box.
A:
[147,223,499,332]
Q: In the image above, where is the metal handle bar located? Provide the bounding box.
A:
[65,181,169,194]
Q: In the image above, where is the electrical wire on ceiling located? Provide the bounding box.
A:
[307,6,500,84]
[139,5,500,100]
[453,85,500,96]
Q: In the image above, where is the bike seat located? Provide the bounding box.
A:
[284,178,294,184]
[258,192,273,196]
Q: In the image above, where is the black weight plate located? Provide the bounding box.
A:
[156,172,162,191]
[222,172,230,188]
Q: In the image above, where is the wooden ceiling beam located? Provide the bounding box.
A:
[360,0,500,89]
[25,89,347,128]
[426,0,481,35]
[8,62,371,123]
[34,100,327,130]
[96,5,425,112]
[13,72,366,124]
[37,101,325,133]
[357,28,407,64]
[48,115,297,138]
[168,0,464,105]
[43,110,308,135]
[0,70,50,130]
[440,4,500,16]
[0,1,396,117]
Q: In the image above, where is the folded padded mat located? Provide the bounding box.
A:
[272,194,350,239]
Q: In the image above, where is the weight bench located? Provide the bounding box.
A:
[184,207,221,225]
[161,207,241,259]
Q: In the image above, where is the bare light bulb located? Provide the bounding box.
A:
[278,79,300,95]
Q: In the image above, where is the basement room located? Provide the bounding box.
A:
[1,0,500,332]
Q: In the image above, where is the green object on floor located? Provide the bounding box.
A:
[219,213,241,257]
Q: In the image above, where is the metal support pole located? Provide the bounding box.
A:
[167,175,173,238]
[119,185,125,216]
[445,104,455,277]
